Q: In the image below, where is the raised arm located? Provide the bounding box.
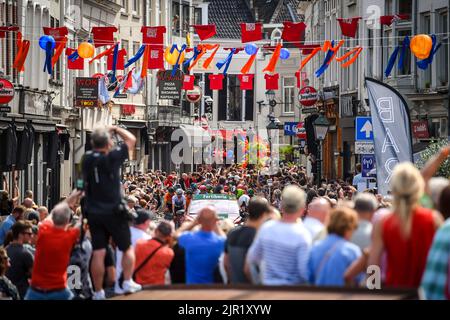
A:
[110,126,137,152]
[421,145,450,188]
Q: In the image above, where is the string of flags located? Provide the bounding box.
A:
[1,12,442,100]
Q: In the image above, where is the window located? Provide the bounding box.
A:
[172,2,181,35]
[397,29,411,76]
[194,8,202,25]
[437,11,449,86]
[121,0,129,12]
[421,13,431,87]
[51,16,61,82]
[283,77,295,113]
[382,29,393,77]
[227,75,242,121]
[122,40,129,53]
[398,0,412,18]
[385,0,393,16]
[132,0,140,15]
[133,42,141,68]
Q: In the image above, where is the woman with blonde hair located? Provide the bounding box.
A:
[368,162,443,288]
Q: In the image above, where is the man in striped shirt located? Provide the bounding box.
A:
[246,185,312,285]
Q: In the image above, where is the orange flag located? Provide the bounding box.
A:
[141,45,150,78]
[262,43,282,73]
[241,48,259,74]
[335,47,363,67]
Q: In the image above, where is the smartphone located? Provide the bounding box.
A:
[76,179,84,191]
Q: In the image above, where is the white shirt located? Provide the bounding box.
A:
[238,194,250,207]
[247,220,312,285]
[115,226,151,279]
[303,216,325,242]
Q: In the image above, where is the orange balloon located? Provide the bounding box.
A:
[164,47,185,65]
[78,42,95,59]
[410,34,432,60]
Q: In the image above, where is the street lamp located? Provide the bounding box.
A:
[313,112,330,186]
[265,90,277,109]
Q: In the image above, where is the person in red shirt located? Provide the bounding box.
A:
[25,190,83,300]
[134,221,175,286]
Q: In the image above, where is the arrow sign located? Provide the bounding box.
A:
[355,117,374,141]
[360,120,373,138]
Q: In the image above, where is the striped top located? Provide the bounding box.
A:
[247,220,312,285]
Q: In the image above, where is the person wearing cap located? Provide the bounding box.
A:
[164,187,175,213]
[134,221,175,286]
[114,208,153,295]
[199,185,208,195]
[176,207,226,284]
[172,189,186,216]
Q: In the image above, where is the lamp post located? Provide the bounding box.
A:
[313,112,330,186]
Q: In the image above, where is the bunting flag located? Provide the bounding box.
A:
[298,46,321,71]
[98,77,111,104]
[124,45,146,68]
[315,40,344,77]
[385,45,400,77]
[128,69,145,94]
[209,74,224,90]
[241,48,258,74]
[51,37,68,67]
[281,22,306,47]
[380,14,409,26]
[13,32,30,72]
[202,44,220,69]
[114,69,133,97]
[89,43,118,64]
[182,74,195,90]
[107,48,126,70]
[43,40,54,75]
[337,17,361,38]
[238,74,254,90]
[417,34,441,70]
[43,26,68,43]
[240,23,262,43]
[183,46,202,68]
[169,44,187,76]
[262,43,282,73]
[148,47,164,69]
[265,73,279,90]
[216,48,236,75]
[66,48,84,70]
[141,26,166,45]
[91,26,117,47]
[141,45,150,78]
[335,47,363,68]
[110,43,119,83]
[193,25,216,41]
[0,26,19,38]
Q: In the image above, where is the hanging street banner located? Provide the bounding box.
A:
[365,77,413,195]
[157,69,183,100]
[75,77,99,107]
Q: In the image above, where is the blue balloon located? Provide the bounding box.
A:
[280,48,290,60]
[227,150,234,158]
[245,43,258,56]
[39,35,56,50]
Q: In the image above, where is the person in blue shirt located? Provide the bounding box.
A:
[176,206,226,284]
[308,207,362,286]
[0,206,26,246]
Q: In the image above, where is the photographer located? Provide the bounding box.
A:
[81,126,140,300]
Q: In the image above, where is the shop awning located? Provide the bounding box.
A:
[179,124,211,147]
[118,119,147,129]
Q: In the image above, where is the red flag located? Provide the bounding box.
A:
[91,26,117,47]
[148,47,164,69]
[107,49,127,70]
[265,73,279,90]
[380,14,409,26]
[43,27,68,43]
[238,74,254,90]
[281,22,306,47]
[337,17,361,38]
[141,26,166,45]
[240,23,262,43]
[182,75,195,90]
[193,25,216,41]
[209,74,224,90]
[0,26,19,38]
[66,48,84,70]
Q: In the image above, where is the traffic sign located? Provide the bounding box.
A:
[284,122,298,136]
[355,141,374,154]
[295,122,306,139]
[0,78,15,105]
[355,117,373,141]
[362,155,376,177]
